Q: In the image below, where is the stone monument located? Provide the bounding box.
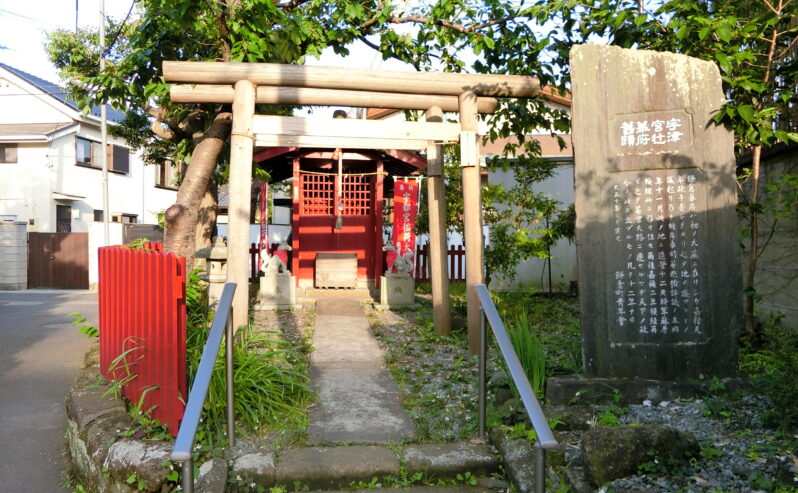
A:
[571,45,741,380]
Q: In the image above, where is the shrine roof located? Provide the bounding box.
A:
[254,147,425,183]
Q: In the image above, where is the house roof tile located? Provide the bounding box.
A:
[0,62,126,122]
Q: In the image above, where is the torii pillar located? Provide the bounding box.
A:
[426,106,452,336]
[459,92,484,353]
[228,80,256,331]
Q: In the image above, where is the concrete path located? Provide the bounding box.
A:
[0,290,96,492]
[307,298,414,444]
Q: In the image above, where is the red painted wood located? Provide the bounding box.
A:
[292,156,301,282]
[97,243,186,436]
[374,158,384,288]
[296,162,377,284]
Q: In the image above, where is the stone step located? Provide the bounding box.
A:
[308,487,502,493]
[300,288,375,300]
[229,442,502,491]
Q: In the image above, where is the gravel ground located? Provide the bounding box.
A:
[366,303,484,441]
[364,301,798,492]
[604,395,798,492]
[252,306,314,346]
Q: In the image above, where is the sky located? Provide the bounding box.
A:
[0,1,134,81]
[0,1,415,84]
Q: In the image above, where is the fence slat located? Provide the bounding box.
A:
[98,243,186,436]
[413,243,465,282]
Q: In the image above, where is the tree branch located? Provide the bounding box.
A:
[151,121,176,141]
[388,14,512,34]
[276,0,312,9]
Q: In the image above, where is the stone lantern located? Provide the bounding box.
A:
[195,236,228,308]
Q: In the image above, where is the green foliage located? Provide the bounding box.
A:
[125,471,148,491]
[184,272,311,448]
[121,237,153,250]
[550,204,576,244]
[701,445,724,460]
[504,309,547,399]
[507,422,539,443]
[70,312,99,339]
[636,448,692,477]
[740,315,798,432]
[493,291,582,375]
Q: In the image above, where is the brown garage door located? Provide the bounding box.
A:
[28,232,89,289]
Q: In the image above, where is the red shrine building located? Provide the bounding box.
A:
[254,146,425,291]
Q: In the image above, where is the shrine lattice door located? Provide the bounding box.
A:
[296,171,377,283]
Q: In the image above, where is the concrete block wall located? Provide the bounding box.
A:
[0,221,27,290]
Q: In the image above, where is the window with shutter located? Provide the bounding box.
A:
[110,145,129,174]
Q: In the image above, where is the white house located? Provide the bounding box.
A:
[0,63,177,289]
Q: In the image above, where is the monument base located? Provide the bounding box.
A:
[376,275,416,309]
[545,374,747,406]
[255,274,298,310]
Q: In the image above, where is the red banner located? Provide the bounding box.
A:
[392,179,419,266]
[258,181,268,272]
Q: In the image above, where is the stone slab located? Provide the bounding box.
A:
[489,428,538,493]
[308,298,414,444]
[379,275,416,307]
[257,274,296,308]
[66,380,127,430]
[308,367,414,444]
[403,442,500,478]
[231,451,276,486]
[306,488,495,493]
[546,374,748,406]
[275,446,400,489]
[570,44,741,379]
[196,458,229,493]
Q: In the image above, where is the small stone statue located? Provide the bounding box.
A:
[391,251,415,277]
[383,243,398,276]
[265,240,292,275]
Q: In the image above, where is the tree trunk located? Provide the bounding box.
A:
[743,145,762,338]
[164,112,232,271]
[193,176,219,272]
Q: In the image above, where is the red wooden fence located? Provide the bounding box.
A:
[414,243,466,282]
[98,243,187,436]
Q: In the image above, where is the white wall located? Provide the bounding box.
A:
[88,222,125,286]
[487,163,577,292]
[0,130,175,233]
[0,74,72,125]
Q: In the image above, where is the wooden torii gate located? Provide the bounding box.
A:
[164,61,539,352]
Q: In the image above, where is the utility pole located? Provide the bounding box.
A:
[99,0,110,246]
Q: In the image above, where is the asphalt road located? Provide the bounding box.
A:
[0,289,97,492]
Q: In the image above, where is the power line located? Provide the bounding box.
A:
[0,7,56,26]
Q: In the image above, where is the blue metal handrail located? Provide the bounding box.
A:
[171,282,237,493]
[475,284,558,493]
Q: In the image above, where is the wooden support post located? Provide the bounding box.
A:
[459,92,484,353]
[291,155,301,282]
[228,80,256,331]
[426,106,452,336]
[375,157,385,289]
